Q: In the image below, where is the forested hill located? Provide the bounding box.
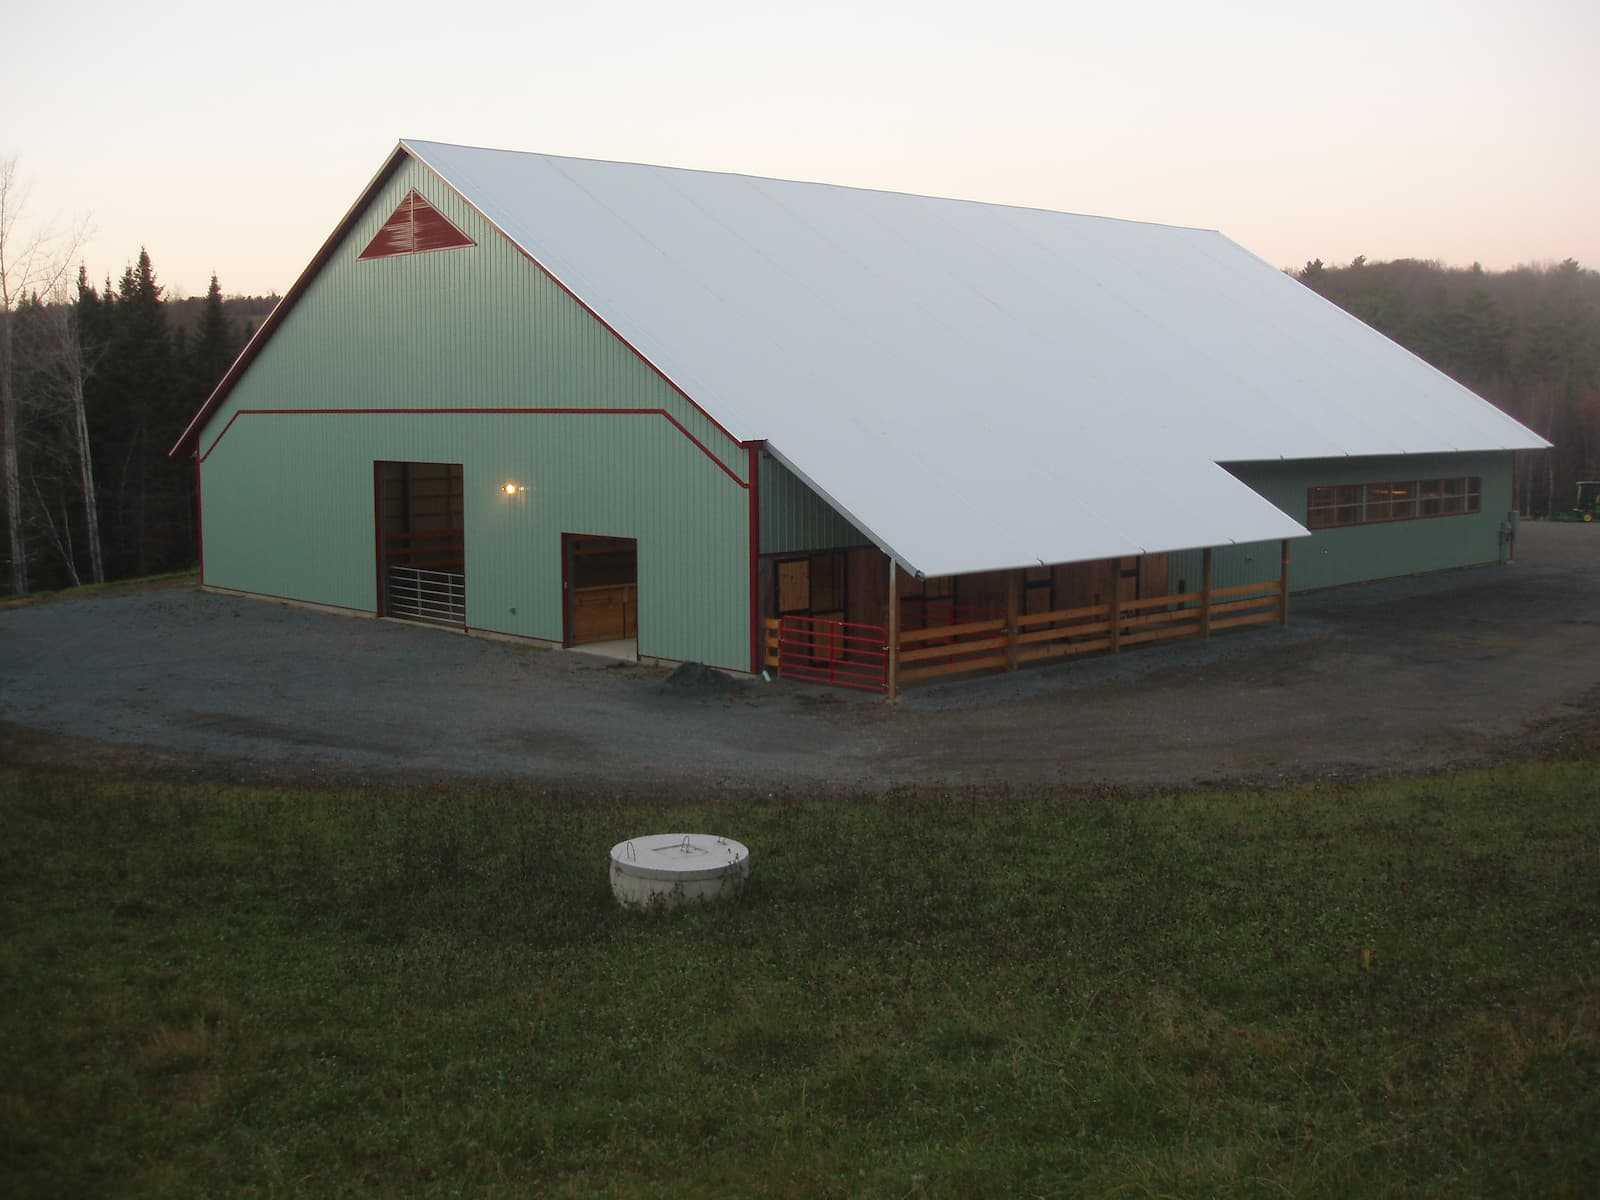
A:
[166,293,278,341]
[1294,257,1600,515]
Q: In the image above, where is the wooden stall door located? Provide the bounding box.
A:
[565,535,638,645]
[1053,559,1116,610]
[1138,553,1169,600]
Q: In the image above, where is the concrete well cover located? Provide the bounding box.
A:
[609,834,750,882]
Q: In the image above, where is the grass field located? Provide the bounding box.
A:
[1,762,1596,1197]
[0,570,198,610]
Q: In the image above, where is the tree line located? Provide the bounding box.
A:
[1,258,274,594]
[0,156,285,594]
[1296,255,1600,516]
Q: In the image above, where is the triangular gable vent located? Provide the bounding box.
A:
[357,189,475,260]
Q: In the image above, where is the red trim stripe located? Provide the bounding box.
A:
[372,462,385,614]
[746,442,762,672]
[171,144,751,468]
[169,148,411,458]
[407,152,746,454]
[193,452,204,585]
[198,405,749,488]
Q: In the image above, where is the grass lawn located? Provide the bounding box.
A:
[0,570,198,610]
[1,762,1596,1198]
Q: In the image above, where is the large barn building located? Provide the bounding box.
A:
[172,139,1547,694]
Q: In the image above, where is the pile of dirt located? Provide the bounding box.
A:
[660,661,744,698]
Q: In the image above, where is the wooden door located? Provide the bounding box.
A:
[564,534,638,645]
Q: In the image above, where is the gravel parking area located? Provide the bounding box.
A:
[3,523,1597,789]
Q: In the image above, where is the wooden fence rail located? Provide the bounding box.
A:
[894,571,1284,684]
[764,540,1292,692]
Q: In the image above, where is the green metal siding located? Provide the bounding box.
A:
[198,154,752,670]
[1166,451,1515,595]
[759,451,865,554]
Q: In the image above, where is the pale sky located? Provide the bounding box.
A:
[9,0,1597,298]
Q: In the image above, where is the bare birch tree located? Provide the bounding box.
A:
[27,294,105,582]
[0,157,87,593]
[28,475,81,586]
[0,158,33,594]
[0,157,88,595]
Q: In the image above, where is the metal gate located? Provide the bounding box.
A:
[777,616,888,693]
[386,564,466,625]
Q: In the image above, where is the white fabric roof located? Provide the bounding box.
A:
[403,139,1546,578]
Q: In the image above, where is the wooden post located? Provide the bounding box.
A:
[1108,559,1121,653]
[1279,539,1291,625]
[886,557,900,700]
[1005,569,1020,671]
[1200,546,1214,639]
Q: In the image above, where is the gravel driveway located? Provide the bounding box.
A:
[3,523,1597,789]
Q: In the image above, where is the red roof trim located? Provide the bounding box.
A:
[197,406,749,488]
[171,144,749,469]
[404,150,746,457]
[168,146,411,458]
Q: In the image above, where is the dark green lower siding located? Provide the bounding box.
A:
[1167,451,1514,595]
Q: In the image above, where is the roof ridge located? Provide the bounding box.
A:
[398,137,1222,237]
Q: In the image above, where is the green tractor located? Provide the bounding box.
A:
[1551,481,1600,523]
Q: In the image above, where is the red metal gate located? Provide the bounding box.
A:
[777,616,888,693]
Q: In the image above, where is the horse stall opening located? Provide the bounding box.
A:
[375,461,466,625]
[563,534,638,650]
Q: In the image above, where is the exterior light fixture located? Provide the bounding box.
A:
[502,481,523,496]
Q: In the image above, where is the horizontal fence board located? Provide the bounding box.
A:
[1120,590,1202,612]
[899,617,1008,644]
[1015,602,1109,627]
[1119,622,1202,648]
[1119,607,1203,631]
[899,653,1009,683]
[899,635,1010,664]
[1015,620,1111,644]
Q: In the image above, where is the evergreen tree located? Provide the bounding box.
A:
[189,272,238,403]
[103,248,182,575]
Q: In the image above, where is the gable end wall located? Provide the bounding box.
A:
[196,154,751,668]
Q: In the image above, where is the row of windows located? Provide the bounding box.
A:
[1306,477,1482,530]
